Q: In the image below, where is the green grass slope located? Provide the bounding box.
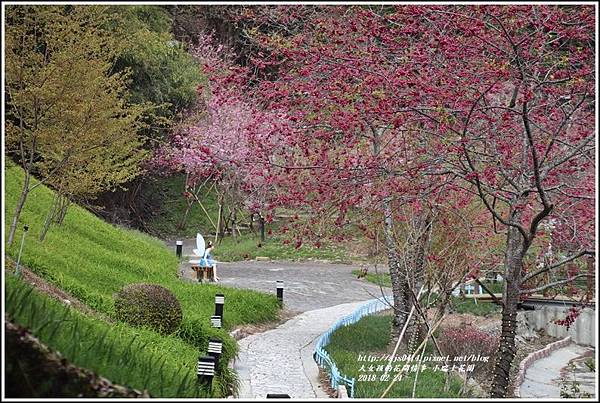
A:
[4,163,280,396]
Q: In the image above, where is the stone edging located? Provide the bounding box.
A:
[513,335,572,397]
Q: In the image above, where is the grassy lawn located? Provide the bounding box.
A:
[450,297,501,317]
[144,174,364,263]
[480,281,504,294]
[351,269,392,287]
[214,234,356,263]
[4,163,281,396]
[325,315,465,398]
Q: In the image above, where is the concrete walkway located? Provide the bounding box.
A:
[234,300,368,399]
[168,238,391,313]
[520,343,595,398]
[166,238,392,398]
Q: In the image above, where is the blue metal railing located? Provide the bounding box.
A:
[314,295,393,398]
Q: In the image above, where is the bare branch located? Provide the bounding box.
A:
[521,250,595,283]
[520,274,588,295]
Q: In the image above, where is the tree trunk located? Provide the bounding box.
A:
[382,197,410,342]
[177,199,192,230]
[259,214,265,242]
[231,209,238,243]
[215,199,223,244]
[7,172,31,247]
[249,213,255,233]
[40,193,61,242]
[54,195,70,225]
[490,213,526,397]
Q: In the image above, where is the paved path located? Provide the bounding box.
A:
[168,238,391,312]
[235,301,368,398]
[166,238,392,398]
[520,343,595,398]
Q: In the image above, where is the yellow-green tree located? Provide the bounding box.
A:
[5,5,149,245]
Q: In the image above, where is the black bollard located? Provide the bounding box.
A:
[176,240,183,259]
[197,355,216,387]
[214,293,224,319]
[276,281,284,306]
[210,315,222,329]
[207,338,223,367]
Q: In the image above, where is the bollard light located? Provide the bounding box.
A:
[210,315,222,329]
[207,337,223,367]
[214,293,225,319]
[176,240,183,259]
[197,355,216,386]
[276,281,284,306]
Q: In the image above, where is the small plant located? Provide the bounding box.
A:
[560,364,592,398]
[584,358,595,372]
[438,326,499,376]
[114,284,183,335]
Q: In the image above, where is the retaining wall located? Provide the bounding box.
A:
[519,306,595,347]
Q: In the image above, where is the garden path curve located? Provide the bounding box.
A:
[519,343,595,398]
[168,238,392,398]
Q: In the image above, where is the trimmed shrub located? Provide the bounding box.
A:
[114,284,182,335]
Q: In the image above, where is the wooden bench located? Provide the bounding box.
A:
[192,265,215,283]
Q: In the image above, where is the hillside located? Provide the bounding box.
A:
[4,163,280,397]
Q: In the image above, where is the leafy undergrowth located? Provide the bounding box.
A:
[324,315,465,398]
[450,297,501,317]
[5,164,280,396]
[142,174,365,263]
[143,174,220,239]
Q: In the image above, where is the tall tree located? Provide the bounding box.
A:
[5,5,148,245]
[399,5,595,396]
[238,4,595,395]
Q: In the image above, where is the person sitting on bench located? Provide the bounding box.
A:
[201,241,219,282]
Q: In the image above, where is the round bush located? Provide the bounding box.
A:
[114,284,182,335]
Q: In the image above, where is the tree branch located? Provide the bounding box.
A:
[520,274,588,295]
[521,250,595,284]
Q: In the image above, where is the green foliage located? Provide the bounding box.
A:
[325,315,464,398]
[114,283,183,335]
[214,234,354,262]
[5,276,213,397]
[144,174,220,238]
[4,5,151,244]
[109,5,204,135]
[480,281,504,294]
[450,297,501,317]
[4,164,281,393]
[351,270,392,287]
[585,358,595,372]
[5,163,279,328]
[143,174,359,262]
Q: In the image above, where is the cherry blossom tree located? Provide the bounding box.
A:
[241,4,595,396]
[153,33,285,240]
[158,6,594,397]
[392,5,595,396]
